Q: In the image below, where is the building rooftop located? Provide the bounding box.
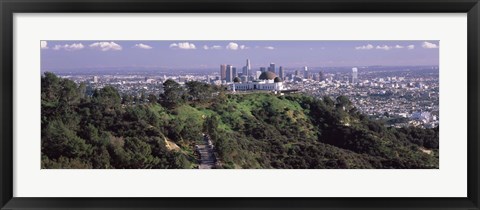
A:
[259,71,277,80]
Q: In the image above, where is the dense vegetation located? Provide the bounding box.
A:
[41,72,439,169]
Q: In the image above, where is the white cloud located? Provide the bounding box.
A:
[169,42,196,50]
[422,41,439,49]
[355,44,374,50]
[41,41,48,49]
[225,43,250,50]
[376,45,392,50]
[356,44,416,50]
[90,42,122,51]
[204,45,223,50]
[226,42,239,50]
[205,42,249,50]
[211,45,222,50]
[240,45,250,50]
[134,43,152,49]
[52,45,62,50]
[264,46,275,50]
[64,43,85,51]
[52,43,85,51]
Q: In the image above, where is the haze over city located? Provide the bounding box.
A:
[41,40,439,71]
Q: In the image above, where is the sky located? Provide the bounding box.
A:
[41,40,439,71]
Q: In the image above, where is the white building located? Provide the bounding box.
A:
[411,111,432,123]
[229,71,284,92]
[352,67,358,84]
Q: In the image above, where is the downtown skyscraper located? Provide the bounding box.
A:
[279,66,284,80]
[352,67,358,84]
[226,65,233,82]
[220,64,227,81]
[303,66,309,79]
[243,59,251,77]
[268,63,276,73]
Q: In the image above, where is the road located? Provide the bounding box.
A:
[196,134,217,169]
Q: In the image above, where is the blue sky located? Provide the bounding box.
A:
[41,40,439,71]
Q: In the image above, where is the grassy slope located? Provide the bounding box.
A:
[148,93,438,169]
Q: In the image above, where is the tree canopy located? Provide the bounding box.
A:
[41,72,439,169]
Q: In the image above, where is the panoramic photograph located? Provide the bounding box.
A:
[41,40,439,169]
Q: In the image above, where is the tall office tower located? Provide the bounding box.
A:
[260,67,266,72]
[303,66,309,78]
[269,63,276,73]
[232,67,237,78]
[279,66,285,79]
[295,70,300,77]
[226,65,233,82]
[93,76,98,83]
[352,67,358,84]
[220,64,227,80]
[246,59,251,74]
[318,71,325,81]
[242,66,248,77]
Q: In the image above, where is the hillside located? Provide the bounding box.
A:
[41,72,439,169]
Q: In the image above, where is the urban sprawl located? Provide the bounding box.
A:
[54,59,439,129]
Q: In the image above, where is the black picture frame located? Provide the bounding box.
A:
[1,0,479,209]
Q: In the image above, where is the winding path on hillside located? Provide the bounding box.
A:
[196,134,217,169]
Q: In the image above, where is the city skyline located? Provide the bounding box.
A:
[41,40,439,71]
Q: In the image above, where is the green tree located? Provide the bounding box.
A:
[122,94,133,105]
[140,92,146,104]
[42,120,92,160]
[93,86,121,109]
[147,94,157,104]
[336,95,352,111]
[322,96,335,108]
[185,81,212,101]
[160,79,185,108]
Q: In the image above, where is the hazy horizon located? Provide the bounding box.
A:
[41,40,439,71]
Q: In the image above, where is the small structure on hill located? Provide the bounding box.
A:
[229,71,284,92]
